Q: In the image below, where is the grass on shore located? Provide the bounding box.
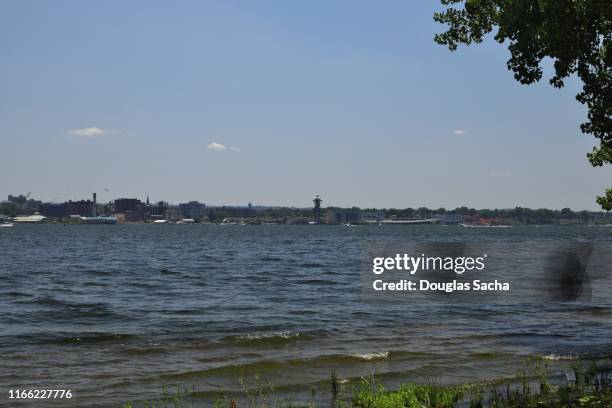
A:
[122,357,612,408]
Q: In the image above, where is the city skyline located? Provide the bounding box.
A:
[5,191,612,228]
[5,191,612,214]
[1,1,611,211]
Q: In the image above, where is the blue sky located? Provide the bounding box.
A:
[1,1,609,210]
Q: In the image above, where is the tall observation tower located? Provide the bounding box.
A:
[313,194,322,224]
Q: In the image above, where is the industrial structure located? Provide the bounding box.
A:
[313,194,322,224]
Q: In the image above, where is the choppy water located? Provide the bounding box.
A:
[1,224,611,407]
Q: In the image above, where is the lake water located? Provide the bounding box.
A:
[1,224,611,407]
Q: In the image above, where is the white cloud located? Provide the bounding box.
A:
[208,142,240,152]
[68,127,105,138]
[208,142,227,150]
[453,129,467,136]
[67,127,132,138]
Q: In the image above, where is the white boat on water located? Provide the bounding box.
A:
[0,222,13,228]
[13,214,46,223]
[377,218,438,225]
[81,216,118,224]
[176,218,196,224]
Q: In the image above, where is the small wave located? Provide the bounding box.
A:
[82,281,110,287]
[51,332,136,344]
[1,331,136,346]
[160,267,180,275]
[297,262,324,268]
[87,269,112,276]
[298,279,337,285]
[318,351,408,365]
[469,351,515,360]
[541,353,579,361]
[17,295,107,309]
[259,256,283,262]
[460,332,569,341]
[123,346,167,356]
[18,295,65,306]
[221,331,303,346]
[14,296,122,319]
[288,309,316,315]
[197,352,262,363]
[4,290,34,297]
[351,352,389,361]
[503,332,570,339]
[159,352,393,382]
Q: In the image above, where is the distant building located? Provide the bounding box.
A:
[221,203,256,219]
[67,200,95,217]
[114,198,143,213]
[40,203,69,218]
[435,214,464,224]
[7,194,42,214]
[362,211,385,223]
[165,205,181,221]
[113,198,146,221]
[325,208,362,224]
[8,195,26,205]
[150,201,168,219]
[179,201,206,220]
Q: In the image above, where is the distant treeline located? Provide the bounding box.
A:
[372,206,612,224]
[255,206,611,224]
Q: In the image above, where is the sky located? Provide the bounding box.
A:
[1,1,609,210]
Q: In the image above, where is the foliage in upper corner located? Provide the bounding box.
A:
[434,0,611,210]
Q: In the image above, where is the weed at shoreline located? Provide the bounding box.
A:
[122,358,612,407]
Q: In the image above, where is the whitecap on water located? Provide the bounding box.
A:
[541,353,578,361]
[351,351,389,360]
